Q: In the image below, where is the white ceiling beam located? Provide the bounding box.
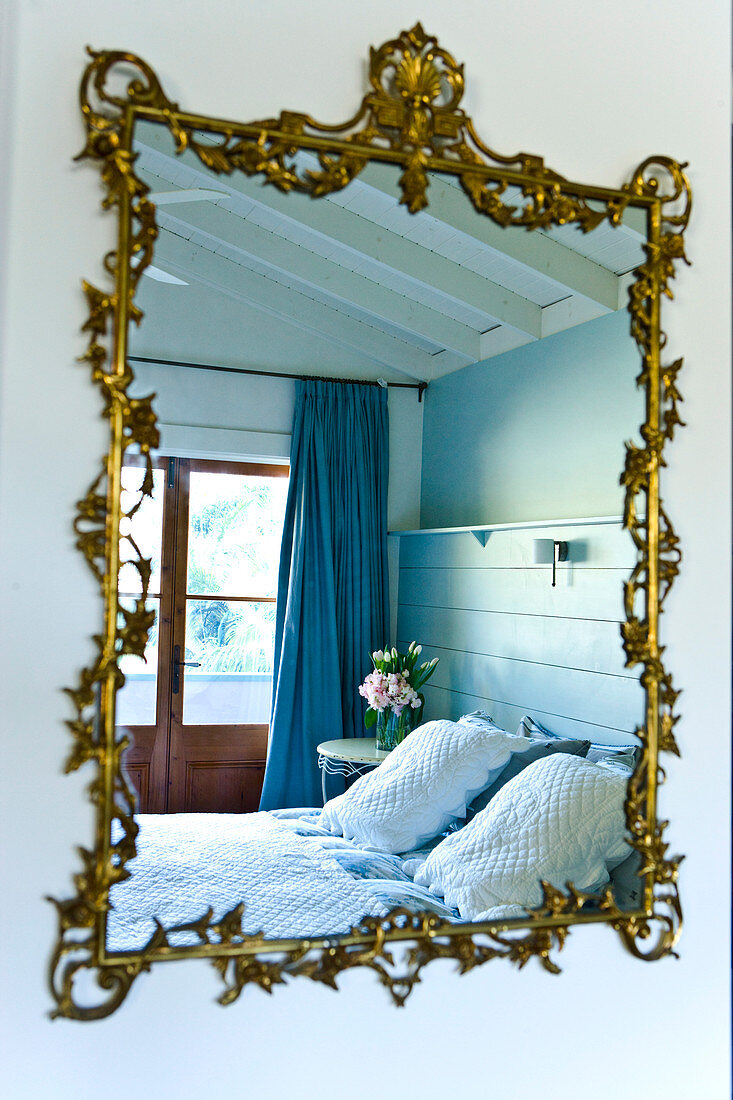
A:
[156,203,483,361]
[148,231,450,380]
[616,205,647,238]
[477,328,535,363]
[616,271,636,310]
[148,187,229,205]
[134,132,543,340]
[232,186,543,337]
[540,296,608,339]
[135,127,642,370]
[359,163,622,313]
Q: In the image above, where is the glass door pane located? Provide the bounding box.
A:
[187,470,288,598]
[181,468,288,726]
[182,600,277,724]
[117,597,160,726]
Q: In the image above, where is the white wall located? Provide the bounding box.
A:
[0,2,729,1097]
[420,309,638,527]
[129,359,423,531]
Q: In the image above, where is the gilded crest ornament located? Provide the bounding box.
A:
[52,26,690,1019]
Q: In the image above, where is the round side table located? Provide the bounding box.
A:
[316,737,389,804]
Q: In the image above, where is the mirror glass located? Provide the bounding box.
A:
[105,115,648,952]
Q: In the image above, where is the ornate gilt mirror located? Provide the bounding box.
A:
[51,25,690,1019]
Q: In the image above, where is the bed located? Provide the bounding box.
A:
[108,714,640,951]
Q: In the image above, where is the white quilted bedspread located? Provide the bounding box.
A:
[414,753,630,921]
[107,811,395,950]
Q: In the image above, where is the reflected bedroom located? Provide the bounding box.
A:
[52,26,690,1019]
[107,115,647,951]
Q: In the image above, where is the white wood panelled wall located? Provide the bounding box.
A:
[396,520,641,745]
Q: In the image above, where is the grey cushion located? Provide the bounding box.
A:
[457,711,507,732]
[586,745,640,769]
[465,737,591,820]
[591,747,639,773]
[516,714,639,769]
[609,848,644,908]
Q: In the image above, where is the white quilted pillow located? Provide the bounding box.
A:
[414,753,630,920]
[318,720,535,853]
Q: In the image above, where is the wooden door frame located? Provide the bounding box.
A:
[120,454,288,813]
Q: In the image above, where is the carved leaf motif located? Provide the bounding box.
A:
[394,54,442,104]
[460,173,516,226]
[306,153,368,198]
[123,395,161,452]
[81,282,115,337]
[193,143,236,175]
[622,442,652,500]
[661,357,686,441]
[72,469,108,583]
[398,153,430,213]
[118,601,156,659]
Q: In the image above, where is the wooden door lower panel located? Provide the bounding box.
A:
[186,761,266,813]
[125,760,151,810]
[168,724,268,813]
[120,725,169,813]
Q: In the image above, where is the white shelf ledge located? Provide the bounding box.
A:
[389,515,624,545]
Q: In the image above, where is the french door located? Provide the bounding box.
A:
[117,456,289,813]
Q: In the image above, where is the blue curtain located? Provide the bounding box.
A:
[259,380,390,810]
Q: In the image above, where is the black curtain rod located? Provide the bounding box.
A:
[128,355,428,401]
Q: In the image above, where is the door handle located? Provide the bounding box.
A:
[172,644,201,694]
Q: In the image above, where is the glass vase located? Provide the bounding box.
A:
[375,708,415,752]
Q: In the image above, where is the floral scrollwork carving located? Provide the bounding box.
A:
[612,888,683,962]
[612,153,690,940]
[53,28,690,1019]
[48,941,150,1022]
[72,463,109,585]
[77,48,180,157]
[214,895,587,1008]
[52,45,166,1019]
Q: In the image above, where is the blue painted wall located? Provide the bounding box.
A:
[420,309,639,528]
[397,308,644,743]
[395,520,642,745]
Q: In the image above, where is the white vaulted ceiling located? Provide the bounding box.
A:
[131,122,646,384]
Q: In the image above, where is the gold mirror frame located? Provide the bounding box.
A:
[51,24,690,1020]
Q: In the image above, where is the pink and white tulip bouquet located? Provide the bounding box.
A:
[358,642,439,729]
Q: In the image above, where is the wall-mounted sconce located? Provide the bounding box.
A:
[533,539,569,587]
